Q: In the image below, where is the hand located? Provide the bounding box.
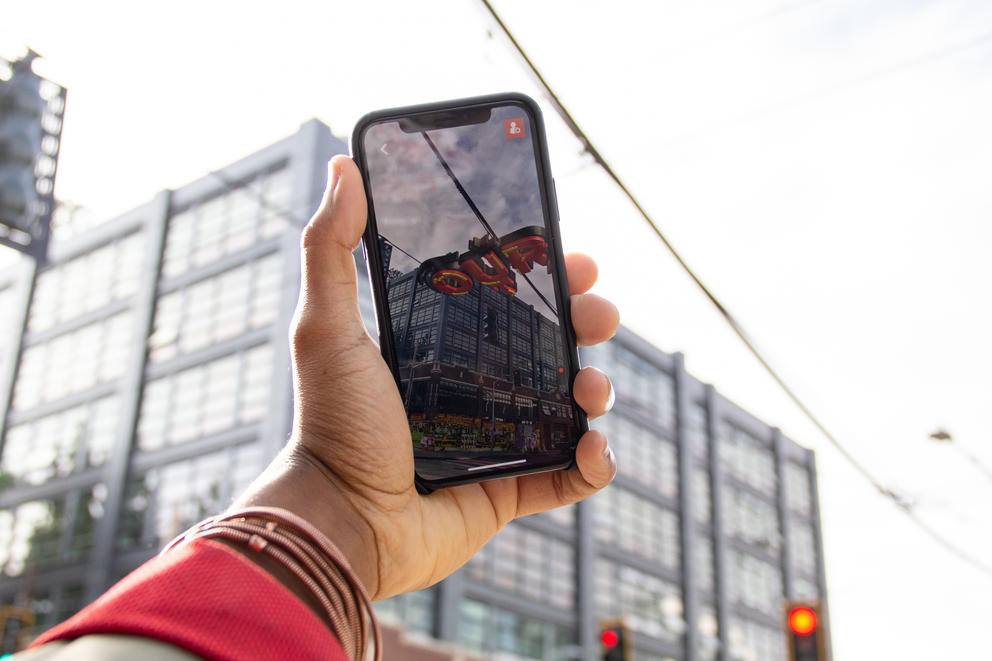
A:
[234,155,620,601]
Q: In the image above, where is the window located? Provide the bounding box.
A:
[717,423,776,496]
[791,577,820,601]
[727,617,785,661]
[160,167,292,279]
[692,468,712,525]
[258,167,293,239]
[593,414,679,499]
[685,402,710,462]
[162,209,194,280]
[532,502,576,528]
[2,396,119,485]
[66,484,108,564]
[240,343,274,424]
[788,520,818,577]
[149,254,282,364]
[726,550,783,616]
[595,559,684,645]
[593,485,680,571]
[28,232,144,333]
[117,444,263,552]
[12,313,133,411]
[3,501,58,575]
[0,485,107,577]
[137,344,273,451]
[456,599,571,661]
[611,344,676,431]
[435,380,478,418]
[697,606,721,661]
[0,285,20,380]
[693,534,716,595]
[457,599,486,652]
[721,487,781,552]
[373,587,436,635]
[784,461,813,516]
[465,522,575,610]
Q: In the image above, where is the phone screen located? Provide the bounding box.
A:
[360,101,581,483]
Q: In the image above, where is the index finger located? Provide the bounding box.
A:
[564,253,598,295]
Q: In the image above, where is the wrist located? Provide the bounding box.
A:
[229,447,381,599]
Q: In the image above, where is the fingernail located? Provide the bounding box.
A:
[603,445,617,479]
[326,159,342,199]
[603,376,615,413]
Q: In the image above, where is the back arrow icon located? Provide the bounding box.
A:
[380,143,389,155]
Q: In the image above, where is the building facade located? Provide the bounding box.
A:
[386,264,575,472]
[0,121,829,660]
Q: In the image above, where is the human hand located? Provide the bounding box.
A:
[234,155,619,601]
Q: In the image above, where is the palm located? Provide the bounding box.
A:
[279,156,617,600]
[293,324,535,598]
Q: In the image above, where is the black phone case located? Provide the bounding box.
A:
[350,92,587,493]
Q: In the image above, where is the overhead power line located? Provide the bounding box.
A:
[477,0,992,579]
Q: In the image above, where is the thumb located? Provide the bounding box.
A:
[296,155,369,335]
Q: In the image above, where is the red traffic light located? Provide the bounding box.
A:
[601,629,619,648]
[788,606,817,636]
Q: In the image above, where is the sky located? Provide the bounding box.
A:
[4,0,992,658]
[363,108,558,316]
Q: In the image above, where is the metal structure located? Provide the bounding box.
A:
[0,120,829,661]
[0,50,65,262]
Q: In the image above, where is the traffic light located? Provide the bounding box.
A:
[598,620,630,661]
[784,601,827,661]
[0,49,65,260]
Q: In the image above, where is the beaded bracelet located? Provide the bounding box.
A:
[162,507,381,661]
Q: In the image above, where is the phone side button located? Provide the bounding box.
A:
[551,177,562,221]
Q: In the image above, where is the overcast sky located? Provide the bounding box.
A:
[4,0,992,658]
[364,109,557,315]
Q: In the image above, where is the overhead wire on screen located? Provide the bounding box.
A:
[421,131,558,317]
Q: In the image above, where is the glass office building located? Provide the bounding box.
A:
[0,121,829,661]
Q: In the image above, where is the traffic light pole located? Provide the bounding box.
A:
[576,499,597,661]
[0,256,38,456]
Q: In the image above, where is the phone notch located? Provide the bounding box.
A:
[398,107,492,133]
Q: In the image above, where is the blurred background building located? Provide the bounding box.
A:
[0,120,829,661]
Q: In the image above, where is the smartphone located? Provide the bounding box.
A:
[352,93,587,492]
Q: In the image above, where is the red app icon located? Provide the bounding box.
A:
[505,118,526,139]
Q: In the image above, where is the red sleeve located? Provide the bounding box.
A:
[31,538,348,661]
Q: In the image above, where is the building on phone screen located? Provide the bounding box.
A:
[385,265,574,463]
[0,119,830,660]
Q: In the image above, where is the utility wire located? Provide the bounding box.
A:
[421,131,558,317]
[421,132,499,241]
[478,0,992,579]
[380,235,423,265]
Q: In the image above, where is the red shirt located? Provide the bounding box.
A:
[32,538,348,661]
